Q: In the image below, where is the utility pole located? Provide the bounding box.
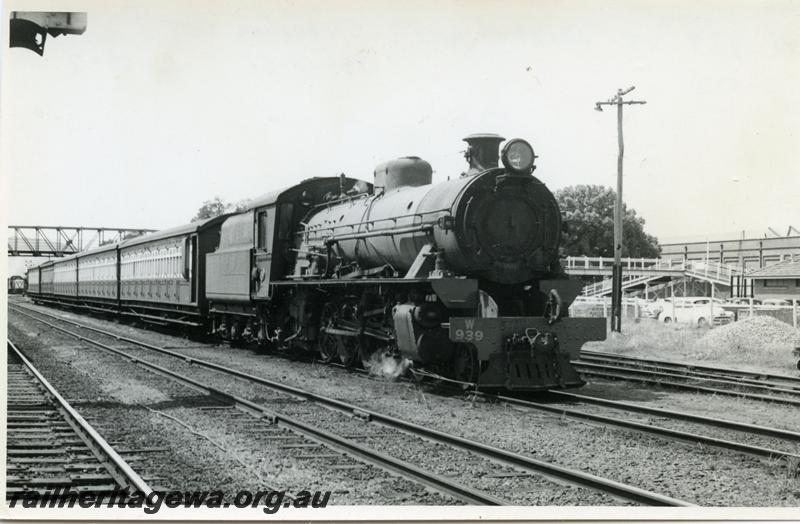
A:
[595,86,646,332]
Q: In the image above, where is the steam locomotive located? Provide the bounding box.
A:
[25,134,605,390]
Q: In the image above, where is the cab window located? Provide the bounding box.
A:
[258,209,275,251]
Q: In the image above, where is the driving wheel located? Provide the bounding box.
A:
[336,335,360,367]
[317,303,338,363]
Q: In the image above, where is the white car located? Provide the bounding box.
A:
[658,297,734,326]
[643,299,668,319]
[761,299,792,307]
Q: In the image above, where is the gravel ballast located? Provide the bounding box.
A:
[7,309,457,505]
[8,301,800,506]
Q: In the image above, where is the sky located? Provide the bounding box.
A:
[2,0,799,276]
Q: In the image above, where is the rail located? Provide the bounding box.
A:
[7,307,507,505]
[10,304,693,506]
[7,339,153,495]
[579,349,800,386]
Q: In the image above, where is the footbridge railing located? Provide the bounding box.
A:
[566,256,745,297]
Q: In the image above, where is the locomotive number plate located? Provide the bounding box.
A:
[448,317,499,358]
[452,325,485,342]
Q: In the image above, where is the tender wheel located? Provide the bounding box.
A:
[663,317,672,324]
[796,360,800,371]
[697,317,708,327]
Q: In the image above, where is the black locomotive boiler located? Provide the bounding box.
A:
[26,134,606,391]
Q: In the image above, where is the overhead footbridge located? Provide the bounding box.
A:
[564,257,743,297]
[8,226,156,257]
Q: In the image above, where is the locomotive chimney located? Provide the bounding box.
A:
[462,133,505,176]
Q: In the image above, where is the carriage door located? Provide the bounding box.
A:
[184,235,198,303]
[253,208,274,299]
[190,236,198,302]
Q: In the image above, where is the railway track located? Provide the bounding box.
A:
[338,364,800,462]
[493,391,800,460]
[9,303,693,506]
[579,350,800,388]
[572,350,800,406]
[6,340,151,501]
[327,351,800,462]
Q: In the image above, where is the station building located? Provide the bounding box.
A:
[744,259,800,301]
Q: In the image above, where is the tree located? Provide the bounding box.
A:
[555,185,660,258]
[191,197,251,222]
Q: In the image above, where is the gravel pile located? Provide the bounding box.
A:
[696,316,800,351]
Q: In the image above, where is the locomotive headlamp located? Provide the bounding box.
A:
[501,139,536,173]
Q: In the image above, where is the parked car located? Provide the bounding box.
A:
[644,298,669,319]
[761,299,792,306]
[658,297,734,326]
[726,298,762,305]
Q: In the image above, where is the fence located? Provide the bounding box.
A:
[570,296,799,329]
[723,301,799,327]
[569,297,647,320]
